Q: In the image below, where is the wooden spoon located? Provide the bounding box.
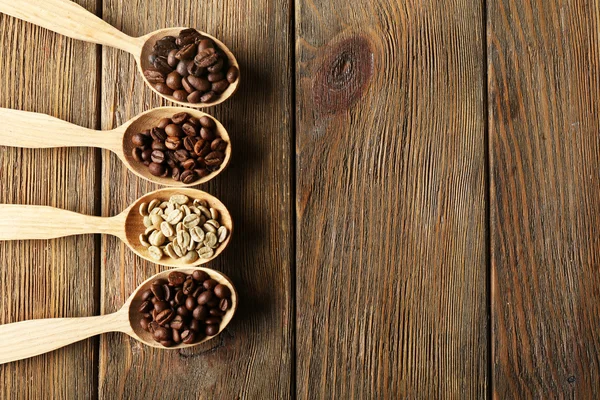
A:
[0,188,233,267]
[0,107,232,187]
[0,0,240,107]
[0,267,238,364]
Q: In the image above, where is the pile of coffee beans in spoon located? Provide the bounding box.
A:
[143,28,239,104]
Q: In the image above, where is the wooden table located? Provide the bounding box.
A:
[0,0,599,398]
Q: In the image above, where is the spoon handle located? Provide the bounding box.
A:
[0,313,126,364]
[0,205,124,240]
[0,108,120,151]
[0,0,141,54]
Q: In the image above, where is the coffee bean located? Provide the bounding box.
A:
[172,329,182,344]
[148,321,159,334]
[150,127,167,141]
[155,82,174,95]
[171,112,189,124]
[182,158,196,170]
[172,167,182,181]
[167,49,178,67]
[165,136,182,150]
[177,306,190,317]
[206,298,220,308]
[207,72,224,83]
[177,60,191,77]
[208,58,224,73]
[160,340,175,347]
[185,296,197,311]
[211,138,227,152]
[165,124,183,137]
[192,270,209,282]
[219,298,230,311]
[187,62,205,77]
[197,168,210,178]
[226,66,239,83]
[138,301,153,313]
[177,28,202,46]
[168,271,186,286]
[172,90,188,101]
[132,133,149,146]
[197,290,213,305]
[181,329,196,344]
[214,284,231,299]
[174,149,190,162]
[153,38,177,57]
[152,140,167,151]
[200,91,217,103]
[154,56,173,75]
[176,43,197,60]
[183,136,197,151]
[197,39,214,51]
[141,289,154,301]
[151,150,166,164]
[166,71,182,90]
[189,319,202,332]
[140,317,151,331]
[205,151,224,166]
[187,91,203,103]
[132,148,143,162]
[148,162,165,176]
[181,76,195,93]
[195,48,219,67]
[163,284,173,301]
[170,315,185,330]
[192,286,204,298]
[156,309,175,326]
[200,127,215,141]
[209,308,225,317]
[160,165,171,178]
[181,170,197,184]
[187,76,211,91]
[141,149,153,162]
[182,279,196,296]
[153,326,170,341]
[151,282,165,299]
[154,301,170,313]
[193,305,209,320]
[212,80,230,93]
[199,116,216,129]
[205,324,219,336]
[203,279,218,290]
[144,69,166,83]
[174,290,186,306]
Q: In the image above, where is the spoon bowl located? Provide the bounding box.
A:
[0,267,238,364]
[0,106,232,187]
[0,0,240,107]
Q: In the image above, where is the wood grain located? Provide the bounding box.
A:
[489,0,600,396]
[296,0,488,397]
[99,0,293,399]
[0,0,100,398]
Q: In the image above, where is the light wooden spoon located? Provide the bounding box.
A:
[0,188,233,267]
[0,0,240,107]
[0,107,232,187]
[0,267,238,364]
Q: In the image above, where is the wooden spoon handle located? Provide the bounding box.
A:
[0,205,122,240]
[0,313,125,364]
[0,108,120,151]
[0,0,141,54]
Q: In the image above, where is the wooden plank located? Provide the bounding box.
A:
[99,1,293,398]
[296,1,487,397]
[489,0,600,396]
[0,1,100,398]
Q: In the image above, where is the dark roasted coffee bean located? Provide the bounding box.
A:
[211,138,228,152]
[183,136,197,151]
[154,56,173,75]
[148,162,165,176]
[182,279,196,295]
[181,76,195,93]
[152,140,167,151]
[207,58,224,73]
[205,151,224,166]
[141,289,154,301]
[172,167,182,181]
[166,71,182,90]
[154,301,169,313]
[226,66,239,83]
[192,270,209,282]
[200,91,218,103]
[132,147,143,162]
[181,170,197,184]
[174,290,186,305]
[187,91,202,103]
[151,150,166,164]
[160,340,175,347]
[182,159,196,170]
[207,72,224,82]
[205,324,219,336]
[163,284,173,301]
[171,112,189,124]
[176,43,197,60]
[174,149,190,162]
[189,319,202,332]
[203,279,218,290]
[148,321,159,334]
[158,118,171,129]
[144,68,165,83]
[209,308,225,317]
[206,298,220,308]
[168,271,186,286]
[196,168,210,178]
[197,290,213,305]
[219,298,230,311]
[200,127,215,141]
[197,39,214,51]
[195,48,219,67]
[173,89,188,102]
[167,49,179,67]
[185,296,197,311]
[182,122,198,136]
[187,75,211,92]
[172,329,182,344]
[193,305,209,320]
[193,139,207,156]
[176,60,191,77]
[140,317,151,331]
[141,148,153,160]
[165,124,183,137]
[132,133,149,146]
[150,127,167,141]
[156,309,175,326]
[187,62,205,77]
[205,316,221,325]
[138,300,153,313]
[153,38,177,57]
[192,286,204,298]
[151,282,165,299]
[199,116,216,129]
[177,28,202,46]
[154,82,174,95]
[160,166,171,178]
[165,136,182,150]
[181,329,196,344]
[153,326,170,341]
[177,305,190,317]
[170,315,185,330]
[212,80,229,93]
[214,284,231,299]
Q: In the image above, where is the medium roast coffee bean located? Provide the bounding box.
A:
[197,290,213,305]
[173,89,188,101]
[144,69,165,83]
[187,91,203,103]
[156,309,175,326]
[181,330,196,344]
[226,66,239,83]
[201,92,217,103]
[212,80,229,93]
[148,162,165,176]
[214,284,231,299]
[151,150,166,163]
[166,71,183,90]
[181,170,197,184]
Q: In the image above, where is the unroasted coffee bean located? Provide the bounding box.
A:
[226,66,239,83]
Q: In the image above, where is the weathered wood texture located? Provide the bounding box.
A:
[0,1,100,398]
[99,1,293,399]
[489,0,600,396]
[296,1,488,397]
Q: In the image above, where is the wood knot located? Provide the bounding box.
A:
[313,36,374,114]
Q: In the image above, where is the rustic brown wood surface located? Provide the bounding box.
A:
[0,0,100,398]
[489,0,600,397]
[1,0,600,398]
